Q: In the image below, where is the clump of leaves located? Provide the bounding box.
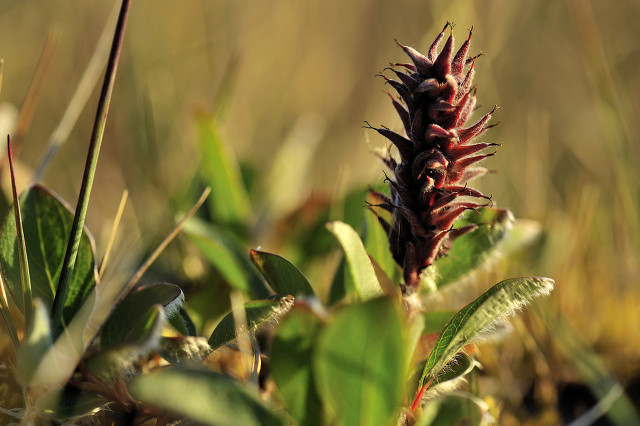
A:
[0,4,554,425]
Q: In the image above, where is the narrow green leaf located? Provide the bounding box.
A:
[417,277,554,392]
[433,207,513,288]
[326,221,383,302]
[184,217,272,299]
[50,0,131,338]
[250,249,316,297]
[36,387,110,420]
[7,137,33,325]
[0,185,97,325]
[197,115,251,225]
[208,295,294,350]
[408,353,476,402]
[314,297,405,426]
[101,283,187,350]
[364,209,398,281]
[272,307,324,426]
[88,305,165,382]
[16,298,53,384]
[128,368,287,426]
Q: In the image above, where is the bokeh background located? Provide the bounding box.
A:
[1,0,639,423]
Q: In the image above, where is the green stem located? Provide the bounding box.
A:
[50,0,132,337]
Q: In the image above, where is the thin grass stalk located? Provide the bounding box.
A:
[7,136,33,325]
[50,0,132,337]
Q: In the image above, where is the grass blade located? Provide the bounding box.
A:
[50,0,132,337]
[7,136,32,324]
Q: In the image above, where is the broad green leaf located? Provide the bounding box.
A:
[433,207,513,288]
[314,297,405,426]
[272,307,324,426]
[249,249,315,297]
[101,283,188,350]
[0,185,97,324]
[128,368,286,426]
[16,298,53,384]
[417,277,554,393]
[37,387,110,420]
[197,115,251,226]
[208,295,294,350]
[326,221,383,302]
[184,217,272,299]
[88,306,165,382]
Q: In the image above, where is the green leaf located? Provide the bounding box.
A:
[197,115,251,226]
[433,207,513,288]
[314,297,405,426]
[272,306,324,426]
[36,387,110,420]
[408,353,476,401]
[417,277,554,392]
[416,394,490,426]
[326,221,383,302]
[128,368,287,426]
[88,305,165,382]
[249,249,316,297]
[16,298,53,384]
[101,283,188,350]
[364,209,398,281]
[208,295,294,350]
[0,185,97,324]
[184,217,272,299]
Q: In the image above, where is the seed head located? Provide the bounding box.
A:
[369,23,497,292]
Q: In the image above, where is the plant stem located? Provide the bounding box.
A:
[50,0,132,337]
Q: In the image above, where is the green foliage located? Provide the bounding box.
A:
[208,295,294,350]
[100,283,192,350]
[250,249,316,297]
[326,221,384,302]
[271,306,324,426]
[431,207,513,289]
[314,297,405,426]
[128,368,287,426]
[416,277,554,394]
[0,9,559,425]
[0,185,97,324]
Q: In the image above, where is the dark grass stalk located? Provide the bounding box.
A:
[50,0,132,337]
[7,136,33,326]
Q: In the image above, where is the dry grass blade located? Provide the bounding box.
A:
[98,189,129,281]
[123,187,211,297]
[31,3,120,183]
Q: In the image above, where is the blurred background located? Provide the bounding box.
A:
[1,0,639,423]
